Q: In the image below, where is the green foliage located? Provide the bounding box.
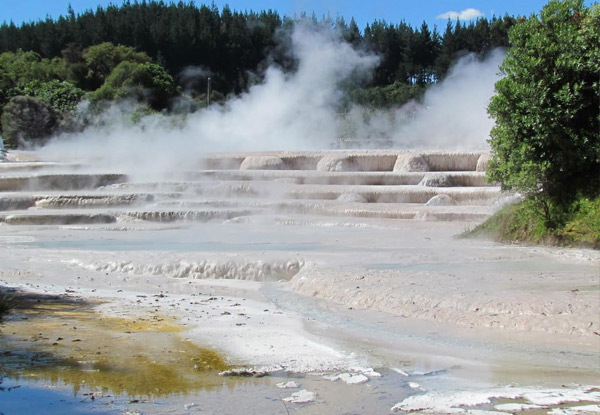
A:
[561,197,600,248]
[0,49,64,87]
[466,196,600,249]
[0,2,514,99]
[91,61,178,110]
[0,50,67,126]
[1,95,58,148]
[348,82,423,109]
[23,80,84,113]
[83,42,151,90]
[487,0,600,216]
[469,198,550,242]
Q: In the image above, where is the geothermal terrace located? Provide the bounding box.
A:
[1,150,599,414]
[0,150,500,224]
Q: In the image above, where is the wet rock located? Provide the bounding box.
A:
[240,156,285,170]
[476,153,492,172]
[282,389,316,404]
[393,154,429,172]
[276,381,300,389]
[426,194,457,206]
[407,382,422,390]
[419,174,453,187]
[218,368,268,377]
[337,193,367,203]
[391,368,410,376]
[323,373,369,384]
[316,156,353,172]
[184,403,200,410]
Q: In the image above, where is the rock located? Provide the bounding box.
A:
[276,381,300,389]
[337,193,367,203]
[316,156,353,172]
[352,367,381,377]
[394,154,429,172]
[240,156,285,170]
[419,174,453,187]
[184,403,200,410]
[218,368,268,377]
[476,153,491,172]
[408,382,422,390]
[426,194,457,206]
[391,368,410,376]
[282,389,316,404]
[323,373,369,384]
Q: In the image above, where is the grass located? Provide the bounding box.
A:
[464,195,600,249]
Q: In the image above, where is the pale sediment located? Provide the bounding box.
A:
[69,257,304,281]
[290,266,600,338]
[1,149,598,391]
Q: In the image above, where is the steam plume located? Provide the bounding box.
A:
[38,24,504,179]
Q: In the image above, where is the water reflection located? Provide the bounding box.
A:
[0,290,258,399]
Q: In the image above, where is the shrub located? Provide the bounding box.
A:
[91,61,178,110]
[467,196,600,248]
[1,96,58,148]
[487,0,600,220]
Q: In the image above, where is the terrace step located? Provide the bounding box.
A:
[0,150,507,224]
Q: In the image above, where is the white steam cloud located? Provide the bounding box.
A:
[389,48,505,149]
[40,23,377,178]
[38,23,504,179]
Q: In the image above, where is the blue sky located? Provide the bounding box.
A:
[0,1,593,30]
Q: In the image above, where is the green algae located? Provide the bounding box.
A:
[0,291,234,398]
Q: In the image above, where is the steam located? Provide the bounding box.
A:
[39,23,376,178]
[177,66,213,91]
[38,23,504,179]
[389,48,505,149]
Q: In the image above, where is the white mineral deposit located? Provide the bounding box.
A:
[0,148,598,415]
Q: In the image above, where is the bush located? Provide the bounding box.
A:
[23,80,85,113]
[91,61,178,110]
[1,96,58,148]
[83,42,152,89]
[561,197,600,248]
[487,0,600,216]
[466,196,600,249]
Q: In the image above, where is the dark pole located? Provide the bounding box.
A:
[207,77,212,107]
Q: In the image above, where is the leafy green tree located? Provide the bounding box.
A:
[83,42,151,89]
[1,96,58,148]
[23,80,84,113]
[0,50,68,133]
[91,61,178,110]
[487,0,599,223]
[0,50,64,87]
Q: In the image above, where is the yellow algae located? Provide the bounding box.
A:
[98,315,182,333]
[190,348,230,371]
[0,291,234,398]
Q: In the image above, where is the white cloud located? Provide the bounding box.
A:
[436,8,483,21]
